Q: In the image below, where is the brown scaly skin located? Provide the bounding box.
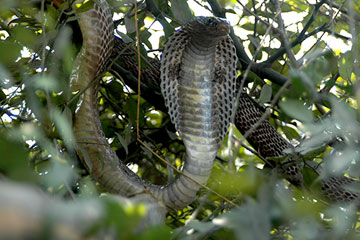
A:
[234,92,360,204]
[72,1,237,209]
[71,0,147,197]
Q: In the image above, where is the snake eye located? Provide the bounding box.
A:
[207,19,214,25]
[206,18,217,27]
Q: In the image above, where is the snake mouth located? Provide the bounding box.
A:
[217,22,230,34]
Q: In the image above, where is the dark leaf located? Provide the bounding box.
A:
[0,134,35,182]
[259,84,272,103]
[279,99,313,122]
[171,0,193,24]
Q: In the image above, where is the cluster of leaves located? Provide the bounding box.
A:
[1,0,360,239]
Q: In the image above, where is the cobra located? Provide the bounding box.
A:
[72,0,360,210]
[71,0,236,209]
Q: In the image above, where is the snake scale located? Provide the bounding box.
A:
[72,0,360,209]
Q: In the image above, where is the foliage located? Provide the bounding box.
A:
[1,0,360,239]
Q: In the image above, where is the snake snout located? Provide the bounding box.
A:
[217,21,230,34]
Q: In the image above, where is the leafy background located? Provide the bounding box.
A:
[0,0,360,239]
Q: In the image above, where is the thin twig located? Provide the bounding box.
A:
[299,0,346,67]
[232,136,274,168]
[134,0,141,139]
[266,0,328,64]
[274,0,299,69]
[40,0,47,72]
[252,0,258,37]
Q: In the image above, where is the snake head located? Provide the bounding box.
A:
[189,16,230,38]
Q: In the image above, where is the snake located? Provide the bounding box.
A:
[71,0,360,209]
[71,0,236,209]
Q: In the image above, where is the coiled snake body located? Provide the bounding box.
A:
[71,0,236,209]
[72,0,360,209]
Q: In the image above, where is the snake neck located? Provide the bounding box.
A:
[190,34,225,50]
[180,41,215,83]
[177,40,220,161]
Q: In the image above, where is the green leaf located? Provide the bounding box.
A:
[282,125,300,140]
[208,166,262,197]
[29,75,59,92]
[215,200,271,240]
[324,50,338,75]
[12,25,37,48]
[100,195,142,237]
[51,107,74,148]
[289,69,307,97]
[248,41,262,60]
[171,0,193,24]
[107,81,124,100]
[8,95,24,107]
[241,23,254,31]
[73,0,95,13]
[115,124,131,156]
[124,97,144,126]
[303,50,334,86]
[245,71,263,83]
[44,160,78,190]
[125,16,136,34]
[279,99,313,122]
[302,166,322,195]
[0,40,22,65]
[140,28,152,49]
[166,128,178,140]
[0,134,35,182]
[115,132,128,155]
[259,84,272,103]
[302,166,318,187]
[248,35,262,59]
[339,51,353,81]
[186,220,214,233]
[162,21,175,39]
[224,8,237,14]
[139,225,172,240]
[291,0,309,11]
[0,64,13,88]
[140,141,153,158]
[0,89,6,102]
[282,4,293,12]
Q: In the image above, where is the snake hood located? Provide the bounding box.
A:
[186,17,231,39]
[161,16,237,144]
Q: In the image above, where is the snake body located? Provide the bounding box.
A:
[160,17,237,205]
[235,93,360,204]
[72,0,360,209]
[71,0,146,197]
[72,1,236,209]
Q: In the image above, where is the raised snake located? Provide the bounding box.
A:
[71,0,236,209]
[72,0,360,209]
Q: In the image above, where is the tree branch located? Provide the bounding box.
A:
[145,0,174,38]
[266,0,328,64]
